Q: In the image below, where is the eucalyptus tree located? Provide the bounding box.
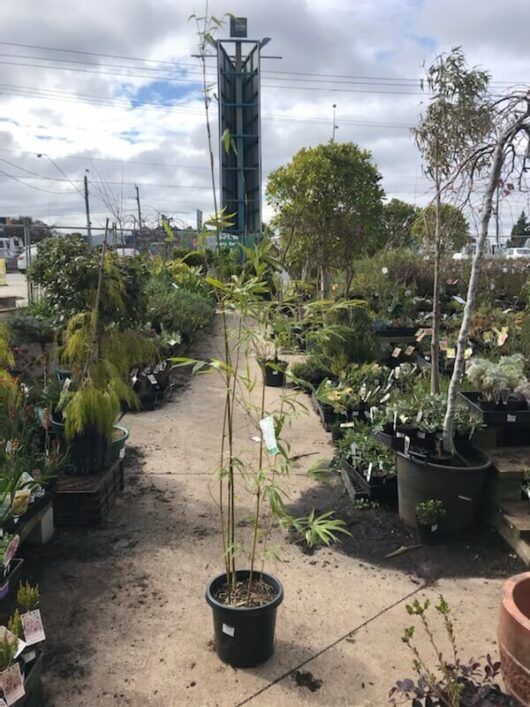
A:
[413,48,491,393]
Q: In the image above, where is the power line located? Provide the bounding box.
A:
[0,41,519,86]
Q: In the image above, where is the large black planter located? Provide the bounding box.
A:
[52,419,111,475]
[206,570,283,668]
[396,447,491,533]
[260,359,288,388]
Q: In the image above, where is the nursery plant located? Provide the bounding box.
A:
[389,596,520,706]
[54,231,156,473]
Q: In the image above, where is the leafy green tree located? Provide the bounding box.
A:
[383,199,420,247]
[267,141,384,296]
[509,210,530,247]
[413,47,491,393]
[411,203,469,253]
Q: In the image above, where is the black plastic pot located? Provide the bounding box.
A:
[260,359,288,387]
[374,426,405,452]
[15,650,44,707]
[416,521,443,545]
[396,446,491,533]
[52,419,111,475]
[0,558,23,602]
[206,570,284,668]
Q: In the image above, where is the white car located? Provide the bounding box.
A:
[16,245,38,273]
[504,247,530,259]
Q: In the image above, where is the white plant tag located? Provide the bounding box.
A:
[119,447,126,460]
[392,347,401,358]
[393,411,398,431]
[259,416,278,455]
[507,414,516,423]
[404,436,411,455]
[366,462,373,482]
[431,524,438,532]
[21,610,45,645]
[62,377,71,392]
[147,374,158,386]
[350,443,356,460]
[222,623,235,637]
[0,662,24,705]
[458,495,472,502]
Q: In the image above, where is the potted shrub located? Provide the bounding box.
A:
[463,355,527,411]
[52,239,155,474]
[338,426,397,500]
[498,572,530,706]
[415,499,446,544]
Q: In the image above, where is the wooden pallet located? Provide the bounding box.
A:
[53,460,124,526]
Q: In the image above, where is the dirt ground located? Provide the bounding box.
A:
[22,315,523,706]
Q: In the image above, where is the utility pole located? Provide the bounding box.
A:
[332,104,338,142]
[135,184,142,232]
[84,172,93,247]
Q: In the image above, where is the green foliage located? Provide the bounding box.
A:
[413,47,492,184]
[267,141,385,287]
[7,610,23,639]
[465,355,525,401]
[17,581,39,611]
[290,357,331,388]
[147,280,215,341]
[411,203,470,253]
[0,325,14,369]
[416,499,447,525]
[29,235,150,326]
[0,632,17,670]
[59,360,138,440]
[337,425,395,475]
[383,198,420,248]
[509,210,530,247]
[8,301,56,344]
[310,324,379,375]
[291,509,351,547]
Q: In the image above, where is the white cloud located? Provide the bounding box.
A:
[0,0,527,235]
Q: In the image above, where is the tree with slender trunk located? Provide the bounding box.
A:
[413,48,491,394]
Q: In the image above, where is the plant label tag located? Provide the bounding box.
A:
[405,346,415,356]
[130,368,138,378]
[464,347,473,359]
[380,393,391,403]
[259,416,278,455]
[366,463,373,482]
[222,623,235,637]
[393,411,398,431]
[415,329,425,341]
[439,340,448,352]
[0,662,24,705]
[12,491,30,518]
[424,355,431,362]
[119,447,126,460]
[507,414,517,423]
[431,524,438,532]
[391,347,401,358]
[404,436,411,455]
[0,698,7,707]
[458,495,472,502]
[452,296,466,305]
[3,536,19,567]
[21,610,45,645]
[446,348,456,359]
[350,443,356,460]
[147,374,158,386]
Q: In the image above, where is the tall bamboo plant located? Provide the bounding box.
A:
[189,13,348,604]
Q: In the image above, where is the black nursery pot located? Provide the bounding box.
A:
[261,359,288,387]
[416,521,443,545]
[206,570,284,668]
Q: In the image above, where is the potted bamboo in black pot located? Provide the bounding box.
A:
[175,238,348,668]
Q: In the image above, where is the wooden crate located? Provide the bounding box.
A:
[53,460,124,526]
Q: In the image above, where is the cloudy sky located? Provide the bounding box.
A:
[1,0,529,237]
